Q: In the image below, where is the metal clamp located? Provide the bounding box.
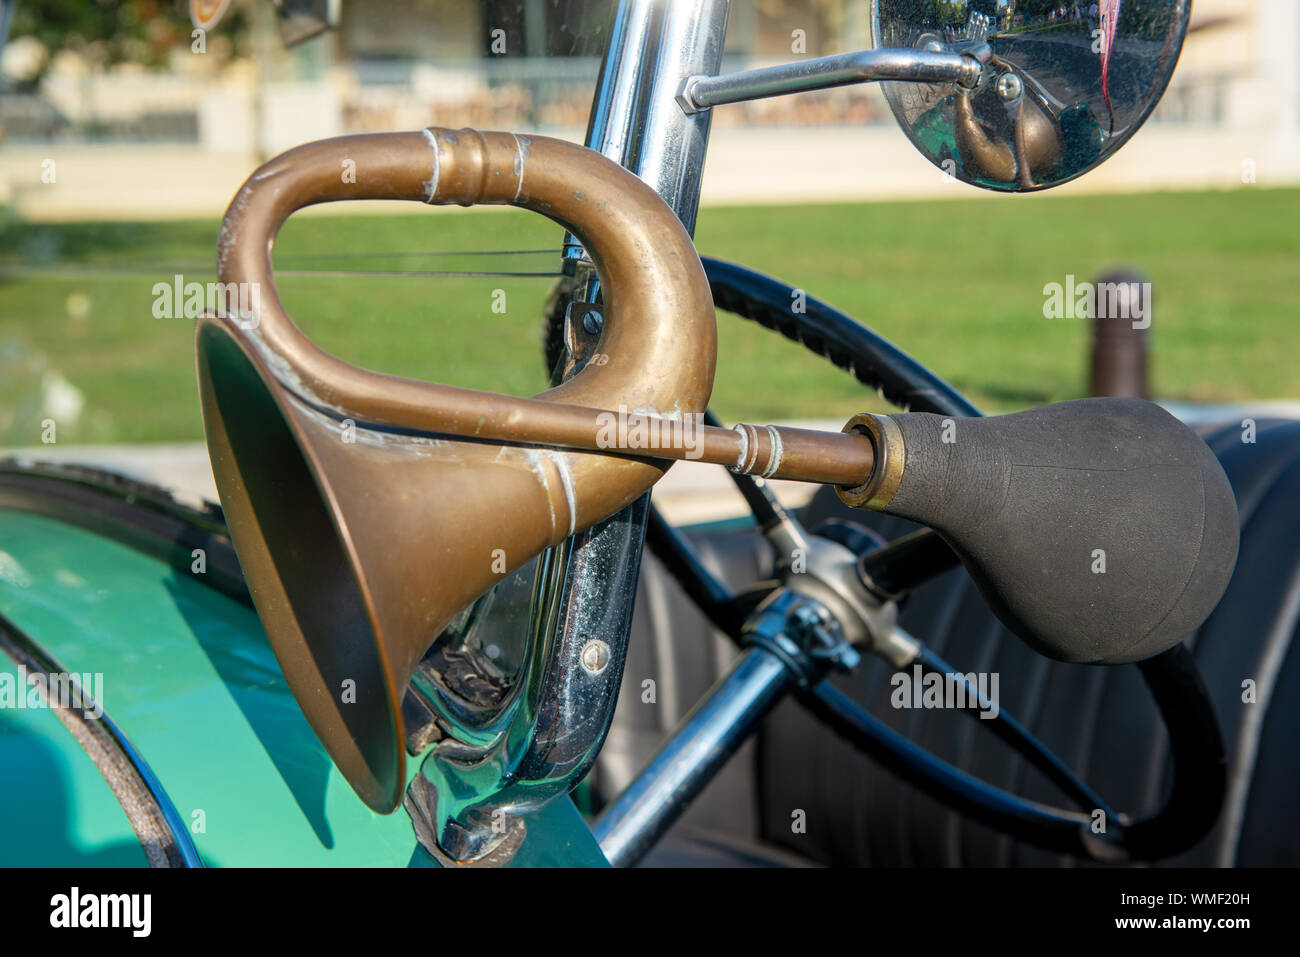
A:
[742,591,860,686]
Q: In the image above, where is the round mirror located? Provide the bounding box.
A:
[873,1,1191,191]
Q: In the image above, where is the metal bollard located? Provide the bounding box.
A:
[1089,270,1150,399]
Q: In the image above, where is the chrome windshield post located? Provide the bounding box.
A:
[565,0,729,263]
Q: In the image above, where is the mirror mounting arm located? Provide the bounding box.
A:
[676,47,983,115]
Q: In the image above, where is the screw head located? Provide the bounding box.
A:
[582,309,603,335]
[996,72,1023,101]
[793,599,834,631]
[580,639,611,675]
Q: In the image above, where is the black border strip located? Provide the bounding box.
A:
[0,460,250,606]
[0,612,204,868]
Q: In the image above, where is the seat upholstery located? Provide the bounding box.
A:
[594,417,1300,867]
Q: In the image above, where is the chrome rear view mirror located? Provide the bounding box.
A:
[874,0,1191,191]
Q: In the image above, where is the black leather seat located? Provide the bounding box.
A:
[594,417,1300,867]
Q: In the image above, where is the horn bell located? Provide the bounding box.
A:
[197,322,613,813]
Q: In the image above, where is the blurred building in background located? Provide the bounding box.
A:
[1,0,1296,219]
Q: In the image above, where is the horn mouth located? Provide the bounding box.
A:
[197,319,405,813]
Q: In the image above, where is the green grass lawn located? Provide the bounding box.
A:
[1,186,1297,445]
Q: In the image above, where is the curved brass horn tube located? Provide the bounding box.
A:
[213,128,716,505]
[210,128,872,486]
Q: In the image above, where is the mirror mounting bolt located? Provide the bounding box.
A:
[996,72,1024,102]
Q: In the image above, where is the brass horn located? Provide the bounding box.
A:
[198,127,877,814]
[196,128,734,813]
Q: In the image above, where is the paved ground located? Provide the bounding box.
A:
[7,124,1296,221]
[7,403,1299,526]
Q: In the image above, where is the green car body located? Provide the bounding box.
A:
[0,479,606,868]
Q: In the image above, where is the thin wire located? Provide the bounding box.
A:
[277,269,562,278]
[273,248,560,261]
[1,248,567,278]
[0,266,562,280]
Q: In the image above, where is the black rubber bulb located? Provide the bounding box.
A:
[840,397,1239,664]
